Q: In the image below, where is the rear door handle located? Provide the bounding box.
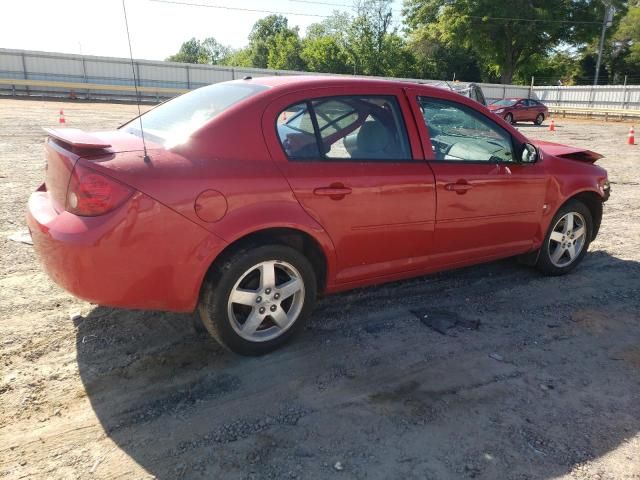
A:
[445,181,473,194]
[313,184,352,199]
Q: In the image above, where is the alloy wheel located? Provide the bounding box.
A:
[227,260,305,342]
[548,212,587,268]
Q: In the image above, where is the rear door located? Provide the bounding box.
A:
[529,99,546,119]
[405,88,548,267]
[263,87,436,285]
[513,99,528,121]
[524,99,538,121]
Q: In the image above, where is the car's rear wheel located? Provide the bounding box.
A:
[536,200,592,276]
[198,245,317,355]
[534,113,545,125]
[504,113,514,124]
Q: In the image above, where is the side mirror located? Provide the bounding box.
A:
[521,143,538,163]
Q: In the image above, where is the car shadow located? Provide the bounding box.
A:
[75,251,640,479]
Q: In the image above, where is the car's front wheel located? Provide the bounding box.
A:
[536,200,592,275]
[504,113,514,124]
[198,245,317,355]
[534,113,545,125]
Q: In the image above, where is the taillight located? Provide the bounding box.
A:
[66,163,134,216]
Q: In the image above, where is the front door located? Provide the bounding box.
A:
[407,92,548,267]
[263,88,436,284]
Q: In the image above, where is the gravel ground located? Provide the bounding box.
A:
[0,98,639,480]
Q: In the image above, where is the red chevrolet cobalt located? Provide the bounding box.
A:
[488,97,549,125]
[27,76,610,355]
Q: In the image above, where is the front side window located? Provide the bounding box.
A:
[276,96,411,161]
[492,99,516,107]
[418,97,514,162]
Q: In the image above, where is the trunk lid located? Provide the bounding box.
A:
[43,128,156,213]
[534,140,603,164]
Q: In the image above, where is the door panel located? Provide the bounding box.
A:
[282,163,436,282]
[262,87,436,284]
[428,162,547,266]
[514,100,527,121]
[408,92,548,266]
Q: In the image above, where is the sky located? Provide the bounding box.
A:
[1,0,404,61]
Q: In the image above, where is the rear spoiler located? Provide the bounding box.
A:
[43,128,112,149]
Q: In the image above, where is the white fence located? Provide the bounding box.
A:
[0,48,638,110]
[533,85,640,110]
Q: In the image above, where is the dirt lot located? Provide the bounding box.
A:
[1,98,639,480]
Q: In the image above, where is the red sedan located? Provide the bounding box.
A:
[488,97,549,125]
[27,76,609,355]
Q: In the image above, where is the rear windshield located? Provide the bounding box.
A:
[122,82,268,147]
[492,99,517,107]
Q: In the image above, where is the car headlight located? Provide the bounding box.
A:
[599,178,611,200]
[494,108,504,114]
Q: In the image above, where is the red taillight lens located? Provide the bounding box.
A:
[66,163,134,216]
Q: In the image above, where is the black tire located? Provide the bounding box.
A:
[534,113,545,125]
[536,200,593,276]
[198,245,317,356]
[504,113,514,124]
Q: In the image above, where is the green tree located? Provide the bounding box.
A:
[302,12,353,73]
[346,0,396,76]
[302,35,352,73]
[167,37,231,65]
[267,29,306,71]
[247,15,296,68]
[407,34,483,81]
[403,0,605,84]
[613,2,640,77]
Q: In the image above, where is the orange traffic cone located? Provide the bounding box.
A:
[628,126,635,145]
[58,109,66,124]
[549,119,555,132]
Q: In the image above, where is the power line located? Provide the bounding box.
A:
[289,0,402,12]
[289,0,353,8]
[151,0,599,28]
[150,0,334,18]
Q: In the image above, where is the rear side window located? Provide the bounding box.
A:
[276,102,321,160]
[123,82,268,147]
[276,96,411,162]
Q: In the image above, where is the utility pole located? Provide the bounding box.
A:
[594,5,614,86]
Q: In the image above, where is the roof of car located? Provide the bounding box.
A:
[237,75,431,91]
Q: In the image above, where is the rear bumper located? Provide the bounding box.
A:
[27,191,226,312]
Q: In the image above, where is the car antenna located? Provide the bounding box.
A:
[122,0,151,163]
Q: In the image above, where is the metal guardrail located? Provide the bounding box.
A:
[0,78,187,101]
[549,106,640,121]
[2,78,640,124]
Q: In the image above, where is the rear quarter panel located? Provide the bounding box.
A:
[82,102,339,292]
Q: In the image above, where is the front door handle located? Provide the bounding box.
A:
[313,184,352,200]
[445,181,473,194]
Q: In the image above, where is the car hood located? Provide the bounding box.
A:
[533,140,603,164]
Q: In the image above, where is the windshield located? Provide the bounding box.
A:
[122,82,268,147]
[492,99,517,107]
